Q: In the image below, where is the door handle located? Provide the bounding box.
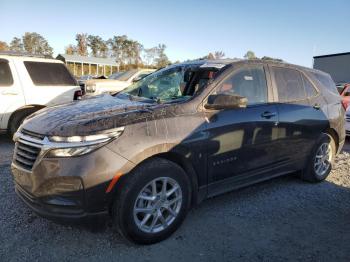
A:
[261,111,277,119]
[1,90,19,95]
[313,103,321,110]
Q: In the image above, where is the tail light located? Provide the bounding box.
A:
[74,90,82,100]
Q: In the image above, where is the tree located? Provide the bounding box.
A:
[207,52,215,60]
[143,47,158,66]
[75,33,88,56]
[9,37,24,52]
[108,35,144,68]
[214,51,225,59]
[261,56,283,62]
[0,41,8,51]
[87,35,108,57]
[244,50,257,60]
[155,44,170,68]
[22,32,53,56]
[98,40,109,58]
[65,44,77,55]
[108,35,129,65]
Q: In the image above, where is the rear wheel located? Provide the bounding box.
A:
[112,158,191,244]
[301,133,336,182]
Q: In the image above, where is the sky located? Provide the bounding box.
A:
[0,0,349,67]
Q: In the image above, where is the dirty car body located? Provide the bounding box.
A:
[11,59,345,243]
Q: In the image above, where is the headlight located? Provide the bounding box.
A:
[45,144,102,157]
[45,127,124,158]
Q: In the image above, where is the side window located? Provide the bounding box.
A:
[24,62,77,86]
[0,59,14,86]
[311,72,338,95]
[302,75,318,98]
[273,67,306,102]
[214,66,268,105]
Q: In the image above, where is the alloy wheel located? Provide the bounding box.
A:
[314,142,332,177]
[133,177,183,233]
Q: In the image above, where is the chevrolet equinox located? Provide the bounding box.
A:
[11,59,345,244]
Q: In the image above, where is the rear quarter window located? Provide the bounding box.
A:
[311,72,338,95]
[0,59,13,86]
[24,61,77,86]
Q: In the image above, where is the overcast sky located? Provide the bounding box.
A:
[1,0,349,67]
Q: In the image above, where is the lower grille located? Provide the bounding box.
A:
[14,140,41,170]
[346,130,350,136]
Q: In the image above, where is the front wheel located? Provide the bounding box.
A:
[301,133,336,182]
[111,158,191,244]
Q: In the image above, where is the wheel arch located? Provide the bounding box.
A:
[324,127,339,152]
[7,104,46,130]
[109,151,201,213]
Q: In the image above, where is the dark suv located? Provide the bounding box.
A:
[11,59,345,244]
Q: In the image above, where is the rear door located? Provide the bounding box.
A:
[269,66,329,169]
[0,58,25,130]
[204,64,281,194]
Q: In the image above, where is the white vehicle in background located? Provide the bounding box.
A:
[0,52,82,136]
[85,69,155,96]
[346,106,350,136]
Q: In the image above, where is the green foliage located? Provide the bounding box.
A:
[244,50,257,60]
[9,37,24,52]
[154,44,170,68]
[108,35,143,67]
[261,56,283,62]
[22,32,53,56]
[7,33,53,56]
[87,35,108,57]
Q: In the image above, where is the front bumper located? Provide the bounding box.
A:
[11,132,135,221]
[15,183,107,221]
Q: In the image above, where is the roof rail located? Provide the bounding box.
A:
[0,51,51,58]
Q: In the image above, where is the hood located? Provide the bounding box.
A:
[22,94,162,136]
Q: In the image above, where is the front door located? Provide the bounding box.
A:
[0,58,25,130]
[204,65,280,194]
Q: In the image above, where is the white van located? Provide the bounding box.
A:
[0,53,81,136]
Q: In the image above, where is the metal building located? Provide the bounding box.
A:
[56,54,119,77]
[313,52,350,84]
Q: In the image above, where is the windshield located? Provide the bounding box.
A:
[120,66,188,102]
[110,70,138,81]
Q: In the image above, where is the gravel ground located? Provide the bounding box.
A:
[0,136,349,262]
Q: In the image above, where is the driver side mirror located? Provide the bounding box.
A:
[204,94,248,110]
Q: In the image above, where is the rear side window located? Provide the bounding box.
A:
[273,67,306,102]
[311,72,338,94]
[302,75,318,97]
[0,59,13,86]
[24,62,77,86]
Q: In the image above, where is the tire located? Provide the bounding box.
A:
[8,108,38,137]
[112,158,191,244]
[301,133,336,182]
